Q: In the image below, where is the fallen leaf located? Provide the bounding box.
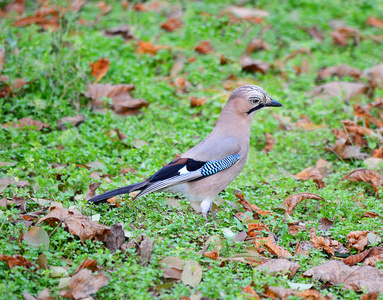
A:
[220,54,227,65]
[190,96,206,107]
[35,254,47,270]
[90,58,110,83]
[222,6,269,20]
[4,0,26,15]
[161,18,183,32]
[74,258,102,274]
[57,115,85,130]
[248,222,270,237]
[373,147,383,159]
[342,169,383,194]
[331,27,360,47]
[309,81,370,100]
[220,251,263,267]
[203,251,218,260]
[316,65,362,82]
[0,254,37,270]
[295,167,326,189]
[367,16,383,28]
[318,217,333,232]
[344,247,383,266]
[234,190,260,212]
[104,25,135,40]
[347,231,369,252]
[326,138,368,160]
[58,269,108,299]
[240,56,270,74]
[303,260,383,293]
[242,285,261,300]
[0,49,5,70]
[72,0,85,12]
[170,53,185,77]
[288,223,304,235]
[264,286,328,300]
[159,256,184,280]
[300,25,324,42]
[264,234,292,258]
[310,228,334,255]
[0,176,30,192]
[182,260,202,288]
[84,182,101,201]
[37,206,109,243]
[133,3,146,11]
[262,133,275,154]
[95,1,112,15]
[105,223,125,253]
[362,211,381,219]
[365,63,383,89]
[84,83,149,115]
[294,115,327,131]
[23,226,50,248]
[194,40,214,54]
[256,259,301,277]
[14,8,60,31]
[2,117,49,131]
[174,77,192,93]
[136,40,161,55]
[138,236,152,264]
[246,38,270,54]
[282,193,323,214]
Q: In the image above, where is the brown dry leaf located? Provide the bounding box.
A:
[84,83,149,115]
[367,16,383,28]
[318,217,334,232]
[353,104,373,128]
[234,190,260,212]
[256,259,301,277]
[0,76,27,98]
[161,18,183,32]
[59,269,108,299]
[344,246,383,266]
[347,231,369,252]
[14,8,60,31]
[248,223,270,237]
[295,240,315,256]
[309,81,370,100]
[222,6,269,20]
[0,254,37,270]
[170,53,185,77]
[220,252,263,267]
[264,286,329,300]
[138,236,153,264]
[242,285,261,300]
[265,234,292,258]
[203,251,218,260]
[220,54,227,65]
[0,49,5,70]
[362,211,381,219]
[133,3,146,11]
[104,25,135,40]
[303,260,383,293]
[282,193,323,214]
[4,0,26,15]
[295,167,326,189]
[90,58,110,83]
[365,63,383,89]
[331,27,360,47]
[159,256,184,280]
[105,223,125,253]
[84,182,101,201]
[288,224,304,235]
[195,41,214,54]
[373,147,383,159]
[240,56,270,74]
[0,176,30,192]
[174,77,192,93]
[361,292,380,300]
[136,40,161,55]
[95,1,112,15]
[262,133,275,154]
[284,48,313,62]
[316,65,362,82]
[72,0,85,12]
[300,25,324,42]
[342,169,383,194]
[118,167,136,175]
[74,258,102,275]
[57,115,85,130]
[2,117,49,131]
[37,206,109,243]
[326,138,368,160]
[190,96,206,107]
[310,228,334,255]
[246,38,270,54]
[182,260,202,288]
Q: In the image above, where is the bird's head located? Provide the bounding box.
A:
[229,85,282,115]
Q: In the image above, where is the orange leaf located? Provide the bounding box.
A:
[90,58,110,83]
[137,41,161,55]
[194,40,214,54]
[342,169,383,194]
[161,18,183,32]
[282,193,323,214]
[367,16,383,28]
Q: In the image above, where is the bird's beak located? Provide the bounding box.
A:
[266,98,282,107]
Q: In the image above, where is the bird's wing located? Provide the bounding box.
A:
[135,154,241,199]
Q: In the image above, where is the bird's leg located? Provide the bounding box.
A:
[201,199,212,220]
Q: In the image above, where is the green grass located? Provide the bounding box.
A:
[1,0,383,299]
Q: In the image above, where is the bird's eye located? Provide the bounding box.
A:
[248,95,262,105]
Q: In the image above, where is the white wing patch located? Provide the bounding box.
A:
[178,165,189,175]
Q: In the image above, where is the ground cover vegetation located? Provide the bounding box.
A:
[1,0,383,299]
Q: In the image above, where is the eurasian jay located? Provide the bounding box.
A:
[88,85,282,217]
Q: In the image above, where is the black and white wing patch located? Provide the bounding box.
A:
[134,154,241,199]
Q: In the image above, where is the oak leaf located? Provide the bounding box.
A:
[295,167,326,189]
[90,58,110,83]
[282,193,323,214]
[344,246,383,266]
[326,138,368,160]
[347,231,369,252]
[342,169,383,194]
[264,234,292,258]
[0,254,37,270]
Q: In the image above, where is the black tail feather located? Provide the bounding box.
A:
[88,181,147,205]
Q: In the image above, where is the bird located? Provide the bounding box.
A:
[88,85,282,218]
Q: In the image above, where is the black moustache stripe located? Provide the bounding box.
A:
[247,104,264,115]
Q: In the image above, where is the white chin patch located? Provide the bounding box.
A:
[178,165,189,175]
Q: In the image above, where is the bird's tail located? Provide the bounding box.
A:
[87,181,147,205]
